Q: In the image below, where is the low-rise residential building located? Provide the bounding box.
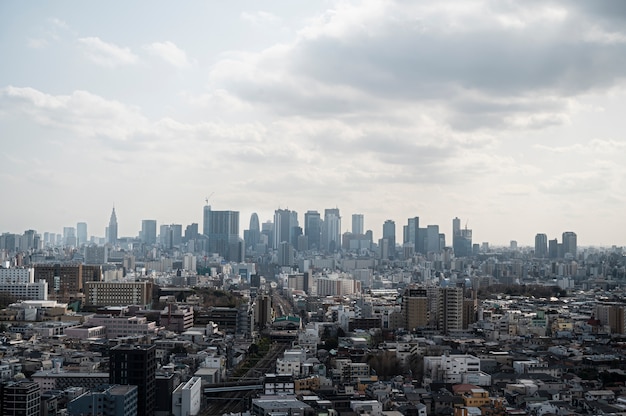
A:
[87,314,158,338]
[31,370,110,391]
[84,281,153,307]
[67,385,138,416]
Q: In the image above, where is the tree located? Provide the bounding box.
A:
[365,350,404,380]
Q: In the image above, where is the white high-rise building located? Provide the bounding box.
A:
[323,208,341,252]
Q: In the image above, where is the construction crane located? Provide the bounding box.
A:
[205,192,214,205]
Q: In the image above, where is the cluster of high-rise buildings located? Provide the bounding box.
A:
[534,231,578,259]
[1,204,580,268]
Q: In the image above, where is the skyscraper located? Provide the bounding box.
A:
[244,213,261,249]
[278,241,294,266]
[202,204,211,237]
[170,224,183,247]
[562,231,577,258]
[76,222,88,246]
[184,223,198,242]
[109,344,156,416]
[63,227,76,247]
[160,224,172,248]
[404,217,419,249]
[274,209,298,249]
[323,208,341,252]
[205,209,240,261]
[142,220,157,245]
[452,217,472,258]
[304,210,321,250]
[426,225,441,253]
[548,238,558,259]
[352,214,364,235]
[534,233,548,258]
[108,207,118,245]
[382,220,396,259]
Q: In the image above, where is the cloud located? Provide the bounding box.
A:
[534,139,626,154]
[1,86,147,140]
[209,0,626,134]
[240,11,281,26]
[27,38,48,49]
[538,161,621,195]
[78,37,138,68]
[144,41,193,68]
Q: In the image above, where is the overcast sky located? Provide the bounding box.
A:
[1,1,625,246]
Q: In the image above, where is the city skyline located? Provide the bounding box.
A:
[1,1,626,246]
[0,203,593,250]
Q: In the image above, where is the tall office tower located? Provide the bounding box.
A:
[378,238,390,260]
[21,229,36,251]
[1,380,41,416]
[108,207,118,244]
[323,208,341,252]
[404,217,419,247]
[562,231,577,258]
[109,344,157,416]
[206,209,240,261]
[278,241,294,266]
[142,220,157,245]
[261,221,274,248]
[452,217,461,238]
[452,218,473,258]
[438,286,464,334]
[202,204,211,236]
[63,227,77,247]
[382,220,396,259]
[274,209,292,249]
[548,238,558,259]
[451,217,472,257]
[426,225,441,253]
[289,211,301,246]
[402,287,429,331]
[304,210,321,250]
[417,227,428,254]
[160,224,172,248]
[76,222,88,246]
[352,214,364,235]
[170,224,183,247]
[0,233,18,252]
[183,223,198,242]
[534,233,548,258]
[244,213,261,249]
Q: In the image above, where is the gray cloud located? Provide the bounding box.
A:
[209,0,626,133]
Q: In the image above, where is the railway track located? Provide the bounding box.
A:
[201,342,290,416]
